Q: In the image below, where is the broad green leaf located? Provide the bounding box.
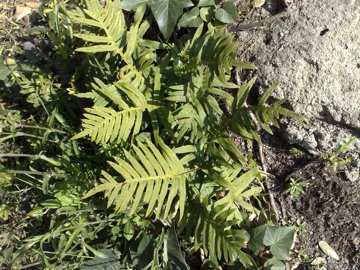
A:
[83,243,109,259]
[132,235,155,268]
[249,224,268,252]
[27,207,44,217]
[41,199,61,208]
[263,227,296,260]
[178,7,202,28]
[82,249,122,270]
[149,0,193,39]
[121,0,149,11]
[264,258,285,270]
[124,221,135,241]
[199,7,215,22]
[198,0,220,6]
[166,225,190,270]
[0,57,16,81]
[214,2,237,24]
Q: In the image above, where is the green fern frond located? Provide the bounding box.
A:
[71,105,144,144]
[214,167,262,223]
[180,196,251,263]
[188,25,256,82]
[83,140,192,220]
[69,0,126,55]
[254,83,305,134]
[168,69,224,144]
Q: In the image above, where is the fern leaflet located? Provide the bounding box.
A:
[83,140,193,220]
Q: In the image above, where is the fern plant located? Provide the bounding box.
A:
[83,139,192,220]
[0,0,300,269]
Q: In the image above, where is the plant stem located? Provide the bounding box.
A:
[6,170,66,178]
[16,124,67,134]
[0,132,59,143]
[234,68,280,224]
[0,153,36,158]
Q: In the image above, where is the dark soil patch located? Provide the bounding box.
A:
[264,137,360,270]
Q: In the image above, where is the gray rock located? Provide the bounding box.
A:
[238,0,360,166]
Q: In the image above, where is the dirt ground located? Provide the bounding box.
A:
[264,134,360,270]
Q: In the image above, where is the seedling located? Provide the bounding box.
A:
[283,178,309,199]
[321,137,356,173]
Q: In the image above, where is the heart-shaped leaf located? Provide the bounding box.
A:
[198,0,220,7]
[214,2,237,24]
[178,7,202,28]
[121,0,149,11]
[249,224,267,252]
[199,7,215,22]
[149,0,193,39]
[263,227,296,260]
[264,257,285,270]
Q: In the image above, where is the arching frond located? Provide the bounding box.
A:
[214,166,262,223]
[71,105,144,144]
[188,25,256,83]
[69,0,126,54]
[167,68,224,144]
[180,196,253,264]
[69,1,149,65]
[83,140,193,220]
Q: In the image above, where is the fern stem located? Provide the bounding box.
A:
[6,170,66,178]
[234,68,280,223]
[0,153,35,158]
[15,124,67,134]
[0,132,59,143]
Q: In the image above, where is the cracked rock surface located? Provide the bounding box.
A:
[239,0,360,171]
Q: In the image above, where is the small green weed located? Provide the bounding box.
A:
[321,137,356,173]
[283,178,309,199]
[289,147,306,157]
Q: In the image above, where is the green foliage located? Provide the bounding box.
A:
[122,0,239,39]
[283,178,308,199]
[180,196,253,266]
[249,224,296,267]
[83,139,190,219]
[0,0,301,269]
[321,136,356,172]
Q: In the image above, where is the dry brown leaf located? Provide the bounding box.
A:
[254,0,266,8]
[0,12,7,21]
[13,5,32,21]
[25,2,41,9]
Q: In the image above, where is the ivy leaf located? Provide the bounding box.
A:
[264,257,285,270]
[166,225,190,270]
[82,249,122,270]
[121,0,149,11]
[131,235,155,268]
[149,0,193,39]
[249,224,267,252]
[198,0,220,6]
[178,7,202,28]
[263,227,296,260]
[215,2,237,24]
[199,7,215,22]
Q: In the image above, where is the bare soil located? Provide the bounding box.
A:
[264,134,360,270]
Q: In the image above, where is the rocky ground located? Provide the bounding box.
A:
[235,0,360,269]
